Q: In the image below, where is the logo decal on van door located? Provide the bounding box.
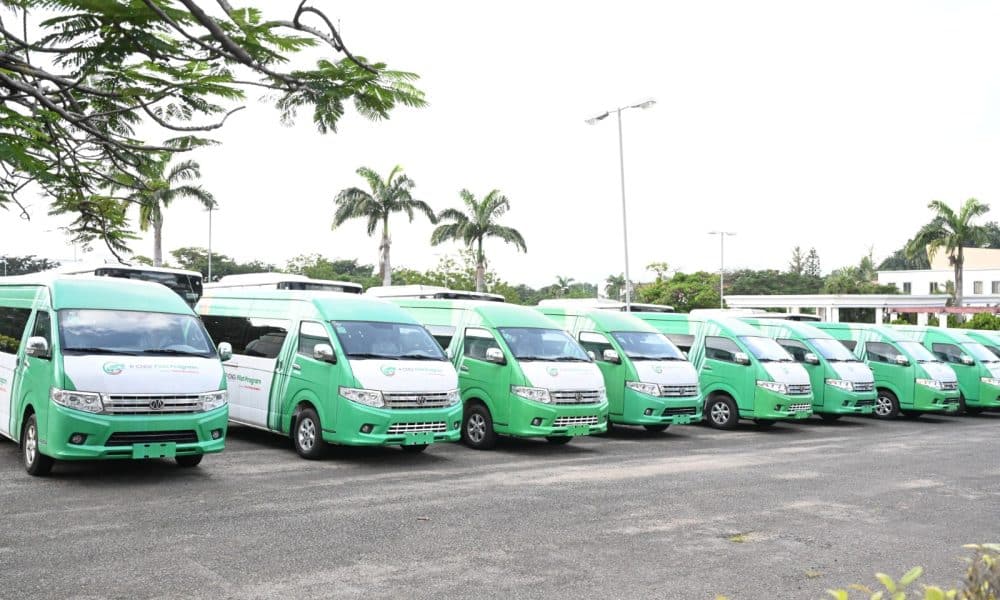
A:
[102,362,125,376]
[380,365,397,377]
[547,367,559,376]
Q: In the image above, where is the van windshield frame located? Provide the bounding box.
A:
[58,309,216,357]
[330,320,447,361]
[609,331,685,360]
[496,327,591,362]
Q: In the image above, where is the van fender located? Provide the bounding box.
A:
[875,382,903,404]
[461,386,497,420]
[285,390,326,436]
[702,383,745,412]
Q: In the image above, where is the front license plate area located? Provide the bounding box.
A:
[403,432,434,446]
[132,442,177,459]
[566,425,592,437]
[673,415,691,425]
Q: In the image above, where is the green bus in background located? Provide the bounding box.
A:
[392,299,609,449]
[1,276,229,476]
[743,319,876,420]
[812,323,960,419]
[635,314,814,429]
[537,305,702,431]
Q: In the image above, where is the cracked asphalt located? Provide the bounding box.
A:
[1,412,998,599]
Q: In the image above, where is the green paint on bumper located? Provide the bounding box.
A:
[911,386,960,412]
[496,396,609,438]
[615,387,702,425]
[816,387,876,415]
[323,401,463,446]
[747,388,814,420]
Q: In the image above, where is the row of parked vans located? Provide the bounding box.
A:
[1,275,996,476]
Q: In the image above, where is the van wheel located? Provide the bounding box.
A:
[819,413,842,422]
[706,395,738,430]
[959,394,981,415]
[462,404,497,450]
[292,407,327,459]
[546,436,572,444]
[643,424,670,433]
[400,444,428,453]
[21,414,54,477]
[175,454,203,468]
[901,410,922,419]
[874,390,899,419]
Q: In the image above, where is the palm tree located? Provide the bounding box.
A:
[430,189,527,292]
[605,273,626,300]
[555,276,575,297]
[906,198,991,307]
[120,159,215,266]
[333,166,435,286]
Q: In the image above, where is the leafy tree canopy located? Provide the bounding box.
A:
[0,254,59,275]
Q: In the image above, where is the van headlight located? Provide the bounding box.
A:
[511,386,551,403]
[598,387,607,402]
[981,377,1000,387]
[199,390,228,411]
[51,388,104,414]
[825,379,855,392]
[340,387,385,408]
[446,389,461,406]
[625,381,661,397]
[916,378,943,390]
[756,380,788,394]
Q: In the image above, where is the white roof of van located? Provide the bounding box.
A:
[366,285,504,301]
[206,272,362,289]
[45,261,201,278]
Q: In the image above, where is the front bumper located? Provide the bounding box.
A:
[816,386,876,415]
[324,399,463,446]
[43,403,228,460]
[500,396,609,438]
[749,388,814,420]
[911,385,960,413]
[616,387,702,425]
[967,381,1000,408]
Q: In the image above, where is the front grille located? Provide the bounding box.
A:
[104,394,202,415]
[787,384,812,395]
[553,415,599,427]
[788,403,812,412]
[550,390,603,404]
[105,430,198,446]
[942,382,959,392]
[659,385,699,397]
[853,382,875,393]
[382,392,452,409]
[856,399,876,407]
[386,421,447,434]
[662,407,697,416]
[943,397,959,405]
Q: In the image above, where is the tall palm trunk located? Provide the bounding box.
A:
[954,248,964,307]
[379,216,392,287]
[475,238,485,293]
[153,212,163,267]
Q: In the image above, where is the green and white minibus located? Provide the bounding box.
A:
[634,313,814,428]
[537,306,701,430]
[197,289,462,457]
[743,319,876,420]
[812,323,960,418]
[0,276,229,476]
[891,326,1000,414]
[392,299,609,449]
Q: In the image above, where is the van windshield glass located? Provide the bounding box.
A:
[610,331,685,360]
[897,341,939,362]
[808,338,858,361]
[497,327,591,362]
[962,342,999,362]
[739,336,794,362]
[59,310,215,357]
[331,321,446,360]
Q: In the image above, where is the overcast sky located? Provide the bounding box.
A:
[4,0,1000,287]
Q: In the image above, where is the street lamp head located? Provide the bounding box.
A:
[585,112,610,125]
[632,99,656,110]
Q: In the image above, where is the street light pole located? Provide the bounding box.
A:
[207,205,213,283]
[708,231,736,308]
[586,99,656,311]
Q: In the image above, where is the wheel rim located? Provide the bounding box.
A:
[875,395,893,417]
[24,422,37,466]
[466,413,486,443]
[297,417,316,451]
[710,401,731,425]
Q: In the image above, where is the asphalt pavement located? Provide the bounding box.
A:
[1,412,998,599]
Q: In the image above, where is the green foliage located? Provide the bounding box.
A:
[605,274,627,301]
[727,268,823,296]
[1,2,424,256]
[286,255,379,288]
[962,313,1000,331]
[170,246,274,280]
[637,271,720,312]
[0,255,60,276]
[906,198,991,305]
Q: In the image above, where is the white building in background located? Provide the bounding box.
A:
[877,247,1000,306]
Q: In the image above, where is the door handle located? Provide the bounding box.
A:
[292,364,302,372]
[703,366,713,371]
[460,365,469,372]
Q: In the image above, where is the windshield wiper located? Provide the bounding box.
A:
[64,347,138,356]
[398,353,445,361]
[517,356,587,362]
[347,353,399,360]
[631,355,684,361]
[139,349,211,357]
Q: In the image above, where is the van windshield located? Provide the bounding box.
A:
[897,341,939,362]
[610,331,685,360]
[59,309,215,357]
[331,321,446,361]
[739,336,794,362]
[808,338,858,361]
[497,327,591,362]
[962,342,999,363]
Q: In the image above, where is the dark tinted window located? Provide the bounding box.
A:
[932,343,963,364]
[32,311,51,354]
[579,331,614,360]
[464,328,501,361]
[201,315,288,358]
[839,339,857,351]
[425,325,456,351]
[705,336,741,362]
[666,334,695,353]
[866,342,897,363]
[778,338,810,362]
[298,321,331,356]
[95,268,202,304]
[0,306,31,354]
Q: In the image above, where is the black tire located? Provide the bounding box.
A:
[21,414,54,477]
[175,454,203,468]
[462,403,497,450]
[819,413,842,422]
[400,444,428,453]
[901,410,922,419]
[643,424,670,433]
[958,394,982,415]
[874,389,900,419]
[292,407,327,459]
[754,419,776,429]
[705,395,738,430]
[545,436,572,445]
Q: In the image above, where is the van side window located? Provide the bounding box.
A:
[0,306,31,355]
[705,336,741,362]
[425,325,456,352]
[839,339,857,351]
[297,321,330,357]
[777,338,809,362]
[931,343,963,364]
[464,327,500,361]
[866,342,896,363]
[244,318,289,359]
[202,315,250,353]
[666,334,694,353]
[32,311,51,352]
[578,331,613,360]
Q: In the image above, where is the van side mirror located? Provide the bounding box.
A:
[25,336,49,359]
[602,349,621,364]
[313,343,336,364]
[485,347,506,365]
[894,354,910,366]
[804,352,820,365]
[961,354,974,365]
[217,342,233,362]
[734,352,751,365]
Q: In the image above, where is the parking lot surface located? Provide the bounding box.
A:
[1,413,998,599]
